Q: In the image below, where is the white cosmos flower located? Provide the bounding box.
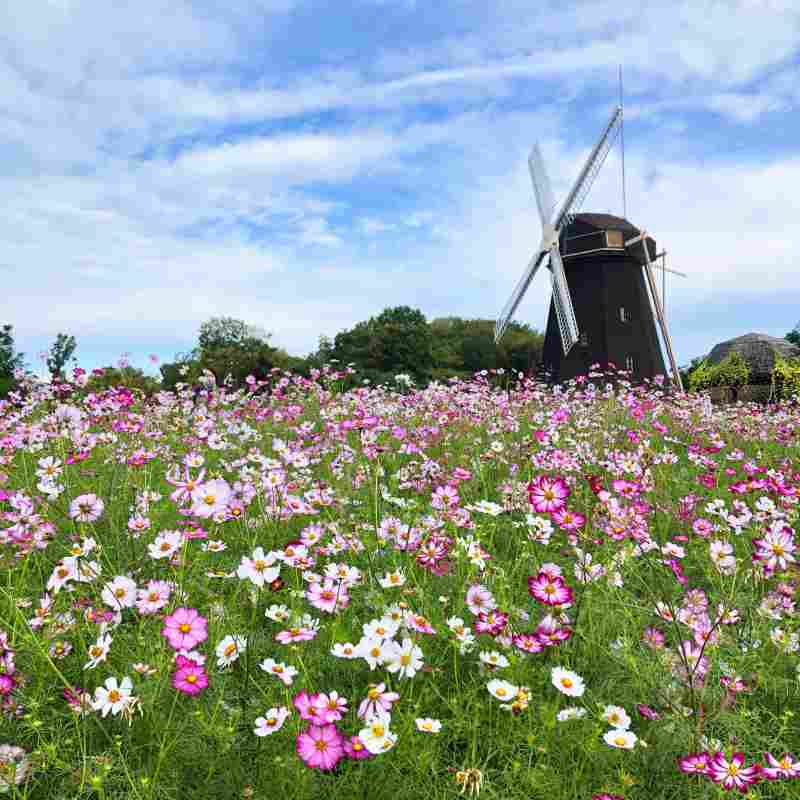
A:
[359,718,398,754]
[258,658,298,686]
[216,635,247,667]
[479,651,509,669]
[557,706,587,722]
[602,705,631,730]
[378,570,407,588]
[415,718,442,733]
[92,676,134,718]
[356,636,389,669]
[384,638,424,680]
[551,666,585,697]
[83,633,113,670]
[486,679,518,702]
[331,642,359,659]
[237,547,280,588]
[254,706,290,737]
[603,728,637,749]
[101,576,137,611]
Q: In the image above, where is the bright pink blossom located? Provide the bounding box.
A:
[296,724,345,771]
[161,608,208,651]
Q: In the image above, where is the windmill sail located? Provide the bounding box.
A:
[495,250,548,341]
[549,246,580,354]
[528,144,556,226]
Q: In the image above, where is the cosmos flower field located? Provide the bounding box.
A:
[1,366,800,799]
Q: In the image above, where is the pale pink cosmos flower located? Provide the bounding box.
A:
[101,576,137,611]
[312,691,348,723]
[69,494,105,523]
[135,580,172,615]
[357,683,400,720]
[306,579,349,614]
[276,626,317,645]
[161,608,208,651]
[465,584,496,617]
[190,478,232,519]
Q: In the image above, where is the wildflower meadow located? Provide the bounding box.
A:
[1,365,799,799]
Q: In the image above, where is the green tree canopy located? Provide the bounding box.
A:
[46,333,77,380]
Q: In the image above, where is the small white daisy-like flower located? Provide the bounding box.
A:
[603,728,637,749]
[216,635,247,667]
[415,717,442,733]
[556,706,587,722]
[486,679,519,702]
[254,706,290,737]
[551,666,585,697]
[602,705,631,730]
[479,651,509,670]
[331,642,359,659]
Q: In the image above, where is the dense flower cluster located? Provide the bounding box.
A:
[1,365,799,797]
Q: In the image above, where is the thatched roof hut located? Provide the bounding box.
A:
[707,332,800,381]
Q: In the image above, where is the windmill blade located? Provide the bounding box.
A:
[554,105,623,229]
[548,245,580,355]
[528,144,557,226]
[495,249,549,342]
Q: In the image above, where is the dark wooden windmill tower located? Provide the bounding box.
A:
[495,106,684,389]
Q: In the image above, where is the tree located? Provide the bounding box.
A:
[786,323,800,347]
[196,317,283,388]
[0,325,25,397]
[331,306,434,385]
[46,332,77,380]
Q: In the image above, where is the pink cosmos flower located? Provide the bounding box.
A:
[311,691,348,723]
[296,724,345,771]
[69,494,105,523]
[706,751,761,791]
[752,527,797,573]
[172,655,209,696]
[465,584,496,616]
[642,627,666,649]
[636,704,660,720]
[162,608,208,651]
[306,579,349,614]
[527,475,570,514]
[276,626,317,644]
[678,751,711,775]
[357,683,400,720]
[528,573,574,607]
[512,633,544,654]
[135,580,172,615]
[473,610,509,637]
[344,735,374,760]
[190,478,232,519]
[293,690,317,722]
[762,752,800,779]
[551,508,586,531]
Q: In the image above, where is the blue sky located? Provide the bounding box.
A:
[2,0,800,376]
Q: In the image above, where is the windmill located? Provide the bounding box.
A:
[495,105,685,390]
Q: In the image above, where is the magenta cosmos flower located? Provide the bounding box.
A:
[172,655,209,696]
[551,508,586,531]
[677,751,711,775]
[527,475,570,514]
[706,752,761,791]
[162,608,208,651]
[296,724,345,771]
[762,752,800,779]
[528,572,574,607]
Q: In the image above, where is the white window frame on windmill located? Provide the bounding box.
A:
[625,355,635,371]
[619,306,629,323]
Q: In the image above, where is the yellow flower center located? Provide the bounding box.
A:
[370,647,381,658]
[496,687,507,697]
[186,674,197,684]
[179,623,191,633]
[371,724,384,737]
[204,495,216,505]
[614,736,627,747]
[108,690,121,703]
[224,643,237,657]
[561,678,573,689]
[315,739,328,752]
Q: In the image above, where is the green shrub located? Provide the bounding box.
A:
[772,356,800,400]
[687,352,750,391]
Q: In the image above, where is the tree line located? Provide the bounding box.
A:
[0,308,545,396]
